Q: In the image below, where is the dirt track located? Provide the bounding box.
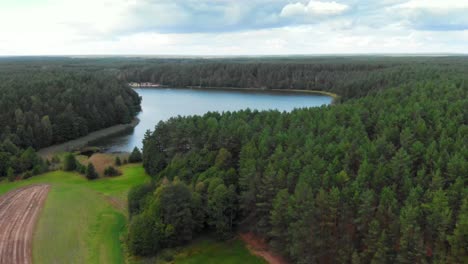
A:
[240,232,289,264]
[0,185,50,264]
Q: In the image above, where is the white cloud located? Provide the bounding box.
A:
[0,0,467,55]
[390,0,468,31]
[397,0,468,9]
[281,1,349,17]
[307,1,349,15]
[280,3,307,17]
[2,22,467,56]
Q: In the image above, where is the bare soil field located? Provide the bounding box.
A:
[0,184,50,264]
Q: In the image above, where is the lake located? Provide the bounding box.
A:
[96,88,333,152]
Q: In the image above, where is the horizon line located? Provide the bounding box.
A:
[0,52,467,58]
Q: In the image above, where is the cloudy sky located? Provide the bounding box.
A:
[1,0,467,55]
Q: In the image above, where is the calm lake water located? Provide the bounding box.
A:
[97,88,332,152]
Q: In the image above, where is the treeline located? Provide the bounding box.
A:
[5,56,466,101]
[129,70,467,263]
[0,68,141,179]
[116,57,468,100]
[0,144,45,181]
[0,71,141,148]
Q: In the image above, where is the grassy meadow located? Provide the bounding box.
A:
[171,239,265,264]
[0,164,149,264]
[131,237,266,264]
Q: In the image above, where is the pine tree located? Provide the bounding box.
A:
[288,181,316,263]
[269,189,290,254]
[448,198,468,263]
[207,182,236,238]
[362,219,381,262]
[129,147,143,163]
[238,141,260,219]
[86,163,98,180]
[256,163,278,235]
[63,153,77,171]
[425,189,451,261]
[397,203,424,263]
[371,231,391,264]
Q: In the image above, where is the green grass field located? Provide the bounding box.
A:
[169,238,266,264]
[0,164,265,264]
[0,164,149,264]
[131,237,266,264]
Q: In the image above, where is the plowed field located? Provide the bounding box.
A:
[0,185,50,264]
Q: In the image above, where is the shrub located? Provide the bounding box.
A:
[51,155,60,164]
[128,214,159,256]
[104,166,121,177]
[7,167,15,182]
[32,164,43,176]
[115,156,122,166]
[86,163,98,180]
[63,153,77,171]
[128,182,155,216]
[160,249,175,262]
[23,171,32,179]
[76,163,87,174]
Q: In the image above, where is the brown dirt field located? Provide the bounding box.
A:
[0,184,50,264]
[240,232,289,264]
[86,153,126,176]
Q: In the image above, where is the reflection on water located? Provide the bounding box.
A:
[95,88,332,152]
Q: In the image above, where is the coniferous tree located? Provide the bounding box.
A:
[86,163,98,180]
[129,147,143,163]
[448,198,468,263]
[125,57,468,261]
[63,153,77,171]
[269,189,290,255]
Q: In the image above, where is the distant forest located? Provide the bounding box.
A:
[115,56,468,100]
[4,56,467,100]
[124,57,467,263]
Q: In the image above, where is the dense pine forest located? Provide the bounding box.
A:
[0,56,466,262]
[116,56,467,101]
[0,61,141,178]
[4,56,467,100]
[127,58,468,263]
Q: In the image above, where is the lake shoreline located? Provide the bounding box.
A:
[98,87,334,152]
[42,87,336,156]
[137,85,339,101]
[38,117,140,158]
